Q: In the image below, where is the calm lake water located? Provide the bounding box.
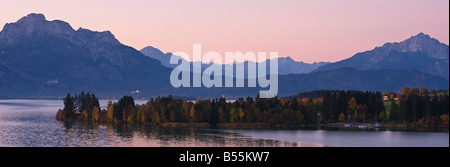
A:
[0,99,448,147]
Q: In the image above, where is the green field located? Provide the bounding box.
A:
[437,90,449,95]
[384,100,399,120]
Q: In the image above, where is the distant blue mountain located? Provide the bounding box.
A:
[272,57,329,74]
[0,13,172,96]
[140,46,188,68]
[140,46,329,76]
[277,67,449,96]
[315,33,449,80]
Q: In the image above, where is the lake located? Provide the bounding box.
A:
[0,99,448,147]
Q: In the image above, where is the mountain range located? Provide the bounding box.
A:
[0,13,172,96]
[140,46,330,75]
[0,13,448,98]
[315,33,449,80]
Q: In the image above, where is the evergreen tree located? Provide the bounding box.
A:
[63,93,75,119]
[399,98,409,123]
[389,101,399,122]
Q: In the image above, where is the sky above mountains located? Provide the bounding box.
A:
[1,0,448,63]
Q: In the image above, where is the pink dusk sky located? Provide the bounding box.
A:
[1,0,449,63]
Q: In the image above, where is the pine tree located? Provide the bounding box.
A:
[218,107,225,123]
[63,93,74,119]
[389,101,399,122]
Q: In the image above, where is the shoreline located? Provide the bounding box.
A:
[145,122,449,132]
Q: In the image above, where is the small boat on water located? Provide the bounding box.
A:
[358,114,368,129]
[374,123,382,128]
[358,124,367,129]
[344,123,351,128]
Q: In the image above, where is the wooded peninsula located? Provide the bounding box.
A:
[56,87,449,128]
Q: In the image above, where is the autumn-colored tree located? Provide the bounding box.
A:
[358,104,367,123]
[440,114,449,125]
[107,100,114,121]
[56,109,65,121]
[338,113,346,122]
[417,117,425,125]
[262,110,269,123]
[78,109,89,121]
[122,109,128,123]
[129,108,137,123]
[401,86,410,96]
[389,93,395,100]
[169,109,176,122]
[230,108,238,123]
[296,110,304,124]
[160,107,166,123]
[183,103,191,122]
[301,98,310,104]
[430,89,437,95]
[410,88,419,95]
[155,112,161,124]
[218,107,225,123]
[92,106,100,122]
[189,105,196,123]
[280,99,288,108]
[296,98,302,105]
[142,102,155,123]
[136,107,142,123]
[348,97,358,122]
[420,87,429,96]
[238,107,245,122]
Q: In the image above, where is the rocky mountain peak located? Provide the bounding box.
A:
[315,33,449,79]
[278,56,295,62]
[76,28,120,46]
[0,13,121,46]
[0,13,74,44]
[381,32,449,60]
[16,13,46,24]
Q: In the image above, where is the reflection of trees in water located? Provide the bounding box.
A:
[58,121,304,147]
[63,121,74,129]
[112,123,134,138]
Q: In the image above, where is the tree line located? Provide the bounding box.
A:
[390,87,449,126]
[57,91,100,121]
[57,89,449,126]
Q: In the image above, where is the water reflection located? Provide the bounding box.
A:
[55,120,303,147]
[0,100,448,147]
[249,126,449,133]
